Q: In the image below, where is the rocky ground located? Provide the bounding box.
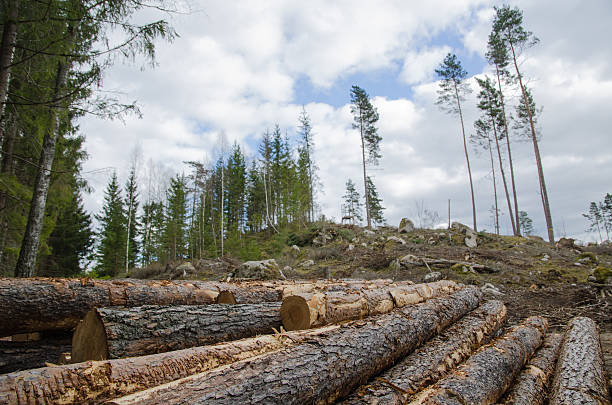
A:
[133,221,612,391]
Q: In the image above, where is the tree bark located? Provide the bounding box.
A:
[0,326,341,405]
[107,287,483,405]
[341,300,507,404]
[360,111,371,228]
[454,80,477,232]
[495,65,520,235]
[499,333,563,405]
[509,42,554,244]
[71,302,282,362]
[0,334,71,374]
[488,137,500,234]
[412,316,548,404]
[549,317,610,405]
[0,0,18,142]
[0,278,221,336]
[280,280,457,331]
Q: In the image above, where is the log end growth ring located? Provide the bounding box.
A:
[280,295,311,331]
[71,309,108,363]
[216,291,237,304]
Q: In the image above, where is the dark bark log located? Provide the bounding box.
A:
[0,326,341,404]
[342,300,507,404]
[549,317,611,405]
[0,335,71,374]
[72,302,282,362]
[0,278,220,336]
[107,286,483,405]
[499,333,563,405]
[413,316,548,404]
[280,280,458,330]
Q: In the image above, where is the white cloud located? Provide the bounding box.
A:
[399,46,451,85]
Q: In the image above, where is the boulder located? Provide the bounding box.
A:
[234,259,281,280]
[555,237,575,249]
[451,222,477,248]
[398,218,415,233]
[386,236,406,245]
[423,271,443,283]
[176,262,195,277]
[299,260,315,268]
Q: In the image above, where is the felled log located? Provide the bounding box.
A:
[71,302,282,362]
[107,286,483,405]
[342,300,507,404]
[412,316,548,404]
[0,334,71,374]
[549,317,611,405]
[498,333,563,405]
[0,326,342,405]
[400,255,499,273]
[0,278,222,336]
[280,280,458,330]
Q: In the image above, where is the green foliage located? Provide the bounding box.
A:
[518,211,534,236]
[350,86,381,165]
[164,175,188,261]
[342,179,362,223]
[95,172,126,277]
[366,176,385,227]
[435,53,471,115]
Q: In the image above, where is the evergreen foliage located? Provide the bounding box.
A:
[95,173,126,277]
[342,179,362,224]
[518,211,534,236]
[365,176,385,227]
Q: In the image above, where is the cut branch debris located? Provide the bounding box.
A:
[400,254,499,273]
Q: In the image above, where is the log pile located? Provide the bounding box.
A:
[0,277,609,405]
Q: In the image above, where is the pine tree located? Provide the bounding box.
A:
[518,211,534,236]
[124,167,140,271]
[350,85,381,228]
[164,174,187,261]
[492,5,554,244]
[471,118,499,235]
[366,176,385,227]
[95,172,126,277]
[584,202,604,243]
[602,193,612,241]
[226,142,247,233]
[246,161,265,232]
[435,53,477,232]
[342,179,362,224]
[297,107,317,221]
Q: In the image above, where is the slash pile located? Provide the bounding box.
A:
[0,277,609,404]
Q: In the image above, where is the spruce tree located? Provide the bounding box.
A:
[164,175,187,261]
[435,53,477,232]
[518,211,534,236]
[342,179,362,224]
[584,202,604,243]
[124,167,140,271]
[350,85,381,228]
[95,172,126,277]
[226,142,247,233]
[366,176,385,227]
[297,107,317,221]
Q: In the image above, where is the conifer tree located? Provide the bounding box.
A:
[350,85,381,228]
[226,142,247,233]
[164,174,187,261]
[342,179,362,224]
[366,176,385,227]
[492,5,554,243]
[95,172,126,277]
[124,167,140,271]
[435,53,477,232]
[297,107,317,221]
[246,161,265,232]
[471,118,499,235]
[518,211,534,236]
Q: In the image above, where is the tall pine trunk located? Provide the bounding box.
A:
[0,0,18,143]
[495,66,521,235]
[487,138,499,234]
[454,81,477,232]
[359,111,371,228]
[510,42,554,243]
[15,57,70,277]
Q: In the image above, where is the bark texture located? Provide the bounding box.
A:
[342,300,507,404]
[281,280,458,330]
[499,333,563,405]
[0,278,222,336]
[108,286,483,405]
[0,336,70,374]
[413,316,548,404]
[549,317,611,405]
[0,327,341,404]
[72,302,282,362]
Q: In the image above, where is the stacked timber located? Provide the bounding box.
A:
[280,280,458,330]
[0,334,71,374]
[342,299,508,404]
[106,286,484,404]
[71,302,282,361]
[549,317,611,405]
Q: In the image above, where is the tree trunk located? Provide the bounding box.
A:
[0,278,220,336]
[491,106,517,235]
[509,42,554,244]
[0,115,17,270]
[107,287,483,405]
[499,333,563,405]
[496,65,520,235]
[454,81,477,232]
[14,54,71,277]
[280,280,458,331]
[0,334,71,374]
[412,316,548,404]
[360,113,371,228]
[0,0,18,142]
[0,326,341,405]
[341,300,507,404]
[549,317,610,405]
[71,302,282,362]
[488,137,500,234]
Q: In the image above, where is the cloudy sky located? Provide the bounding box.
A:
[79,0,612,242]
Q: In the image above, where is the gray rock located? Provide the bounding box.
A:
[363,229,376,237]
[176,262,196,277]
[348,244,355,251]
[387,236,406,245]
[234,259,281,280]
[291,245,300,252]
[398,218,415,234]
[423,271,443,283]
[452,222,477,248]
[299,259,315,268]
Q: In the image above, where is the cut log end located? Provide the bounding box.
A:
[281,295,311,331]
[215,290,237,304]
[71,309,108,363]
